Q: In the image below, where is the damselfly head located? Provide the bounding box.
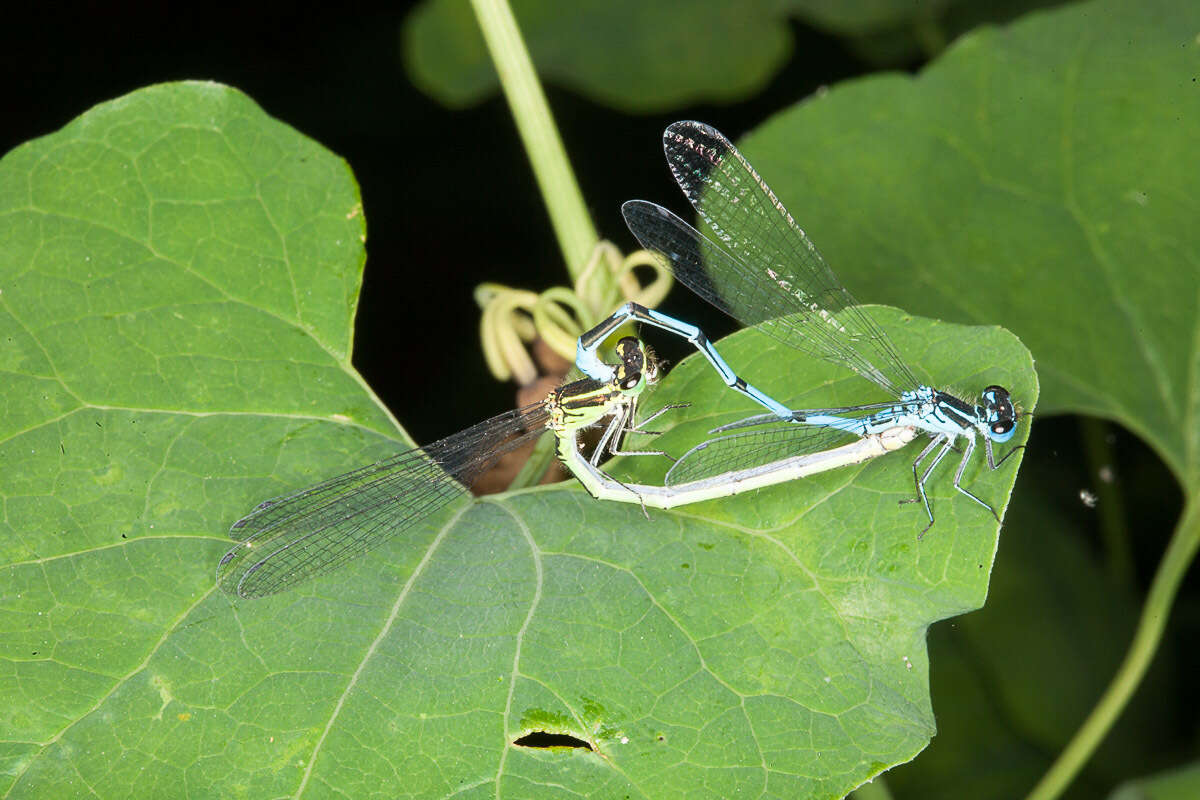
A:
[612,337,648,394]
[980,385,1017,442]
[614,336,662,389]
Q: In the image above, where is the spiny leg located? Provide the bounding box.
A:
[987,436,1026,470]
[629,402,691,435]
[574,412,652,517]
[588,403,672,511]
[591,402,630,466]
[899,436,943,509]
[950,436,1001,523]
[900,435,953,537]
[596,413,654,515]
[608,402,689,460]
[593,404,665,465]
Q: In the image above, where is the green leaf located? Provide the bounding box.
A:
[0,81,389,795]
[1,83,1036,798]
[735,0,1200,491]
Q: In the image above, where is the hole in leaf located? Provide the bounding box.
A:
[513,731,593,750]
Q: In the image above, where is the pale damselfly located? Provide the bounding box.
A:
[559,339,918,509]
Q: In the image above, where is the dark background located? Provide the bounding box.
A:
[2,3,1192,793]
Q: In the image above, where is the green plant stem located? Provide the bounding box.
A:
[469,0,598,278]
[1026,493,1200,800]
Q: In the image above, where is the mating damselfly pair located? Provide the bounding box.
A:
[217,121,1025,599]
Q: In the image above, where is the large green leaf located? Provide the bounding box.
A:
[0,81,387,795]
[0,83,1036,798]
[734,0,1200,492]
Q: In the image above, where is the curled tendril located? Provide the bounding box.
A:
[476,241,673,385]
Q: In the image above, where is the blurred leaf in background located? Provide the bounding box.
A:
[402,0,1074,112]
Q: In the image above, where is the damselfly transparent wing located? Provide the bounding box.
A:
[623,120,919,397]
[218,401,551,598]
[666,423,867,485]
